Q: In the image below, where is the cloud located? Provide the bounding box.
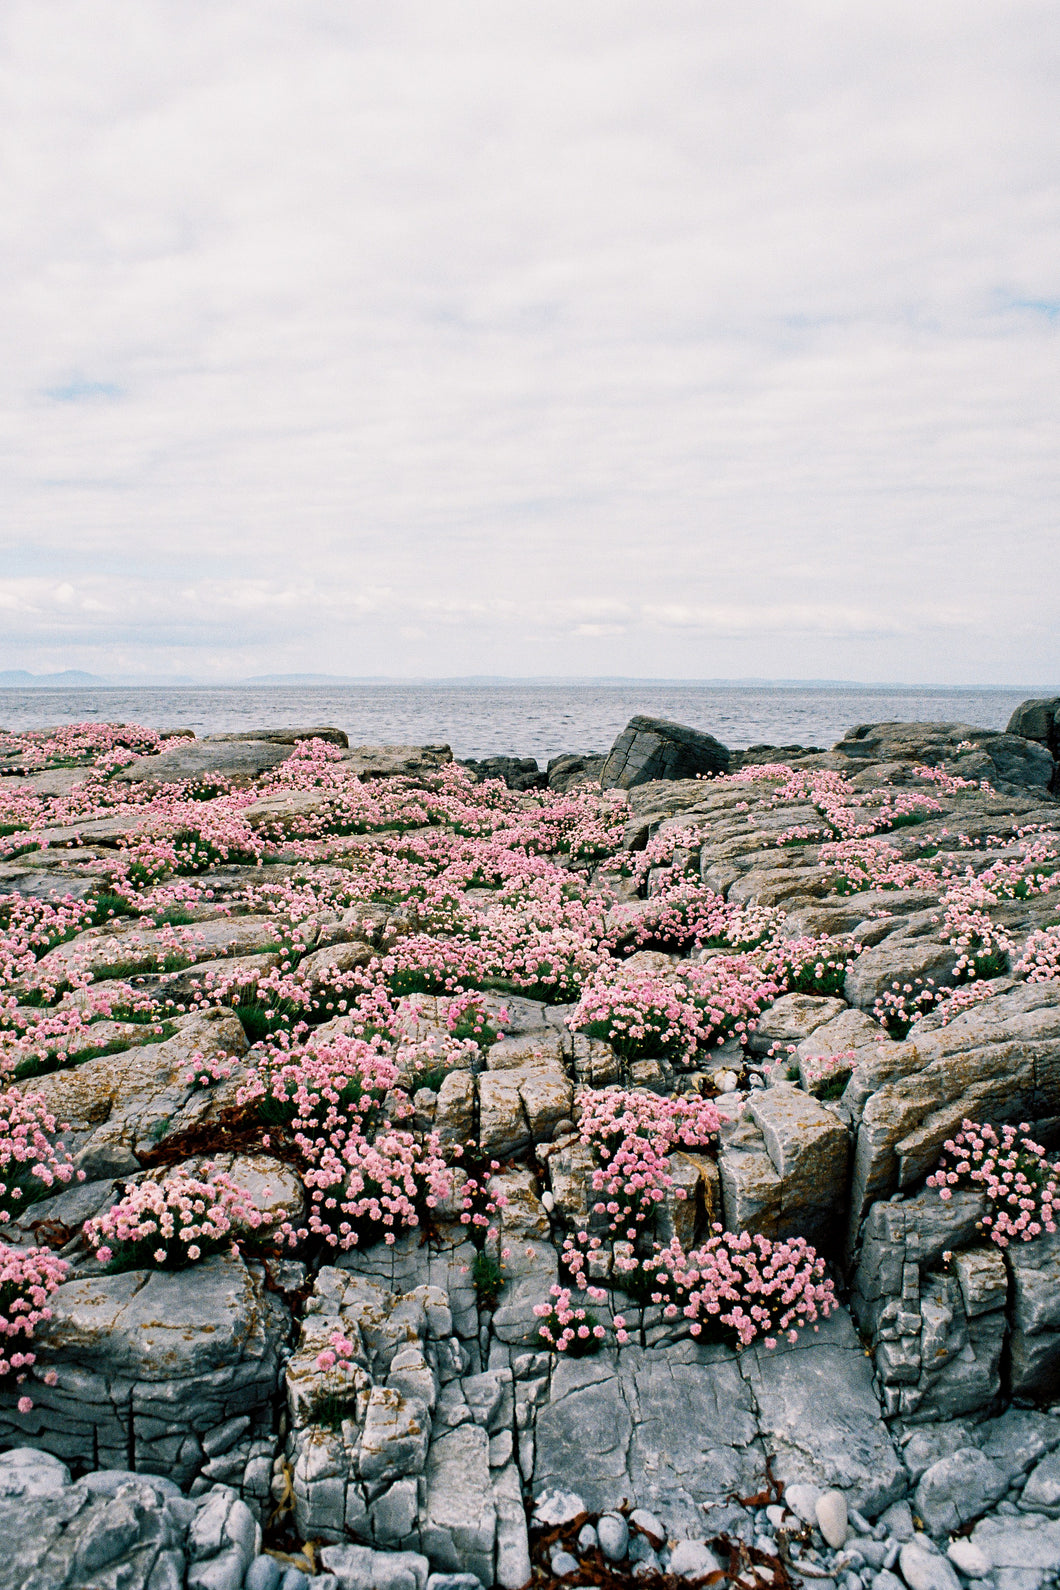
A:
[1,1,1057,683]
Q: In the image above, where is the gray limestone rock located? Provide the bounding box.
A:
[914,1448,1008,1534]
[601,716,730,790]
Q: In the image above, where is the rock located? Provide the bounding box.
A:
[3,1256,288,1483]
[668,1539,724,1578]
[421,1425,496,1586]
[110,736,297,785]
[600,716,730,790]
[1019,1448,1060,1516]
[597,1512,630,1560]
[897,1542,961,1590]
[319,1544,429,1590]
[460,756,545,792]
[1006,697,1060,763]
[0,1468,185,1590]
[747,994,848,1055]
[877,1500,914,1541]
[946,1539,990,1578]
[532,1489,587,1527]
[577,1523,599,1551]
[247,1556,284,1590]
[629,1508,665,1546]
[740,1310,907,1518]
[744,1082,850,1248]
[547,753,606,792]
[815,1490,848,1548]
[550,1548,580,1576]
[969,1511,1060,1585]
[914,1448,1008,1535]
[785,1483,824,1525]
[832,721,1055,792]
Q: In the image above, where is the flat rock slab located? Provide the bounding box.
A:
[533,1308,905,1536]
[110,737,295,785]
[37,1254,280,1380]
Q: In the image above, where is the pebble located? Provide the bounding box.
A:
[629,1508,665,1546]
[873,1573,904,1590]
[534,1489,587,1527]
[816,1490,849,1549]
[597,1514,630,1562]
[946,1539,991,1578]
[550,1548,580,1576]
[576,1524,598,1553]
[629,1535,661,1572]
[669,1541,723,1580]
[754,1534,778,1557]
[278,1571,309,1590]
[540,1190,555,1212]
[877,1501,915,1543]
[246,1557,282,1590]
[898,1542,961,1590]
[786,1483,825,1526]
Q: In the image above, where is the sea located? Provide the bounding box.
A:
[0,683,1039,770]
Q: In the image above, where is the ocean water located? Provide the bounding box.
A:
[0,683,1035,769]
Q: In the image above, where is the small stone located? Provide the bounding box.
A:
[669,1540,723,1580]
[946,1540,990,1578]
[877,1501,915,1542]
[898,1542,961,1590]
[577,1524,598,1553]
[279,1573,310,1590]
[533,1489,586,1527]
[874,1574,904,1590]
[754,1534,778,1556]
[787,1484,825,1526]
[246,1558,282,1590]
[550,1548,580,1576]
[540,1190,555,1212]
[629,1508,665,1546]
[816,1491,849,1549]
[597,1514,629,1562]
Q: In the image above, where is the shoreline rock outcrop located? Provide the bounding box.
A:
[0,703,1057,1589]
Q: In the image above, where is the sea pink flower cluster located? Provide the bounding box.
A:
[622,881,778,953]
[573,1086,722,1239]
[0,1240,69,1404]
[0,722,163,774]
[928,1119,1060,1247]
[533,1282,608,1353]
[0,1087,83,1220]
[573,969,706,1064]
[1014,925,1060,984]
[758,934,857,999]
[84,1166,273,1268]
[639,1229,838,1349]
[300,1125,451,1251]
[818,837,937,895]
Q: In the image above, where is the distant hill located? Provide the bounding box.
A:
[0,669,106,685]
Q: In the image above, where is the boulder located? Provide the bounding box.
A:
[459,757,545,792]
[832,721,1054,792]
[0,1256,288,1486]
[600,716,730,790]
[1006,696,1060,760]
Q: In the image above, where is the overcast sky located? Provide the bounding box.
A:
[2,1,1058,684]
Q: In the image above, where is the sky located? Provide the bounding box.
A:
[2,1,1058,686]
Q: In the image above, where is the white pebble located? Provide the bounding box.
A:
[540,1190,555,1212]
[898,1542,961,1590]
[816,1490,849,1549]
[786,1484,824,1526]
[946,1539,990,1578]
[597,1513,630,1561]
[669,1540,723,1580]
[576,1523,598,1553]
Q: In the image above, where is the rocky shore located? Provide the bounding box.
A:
[0,699,1059,1590]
